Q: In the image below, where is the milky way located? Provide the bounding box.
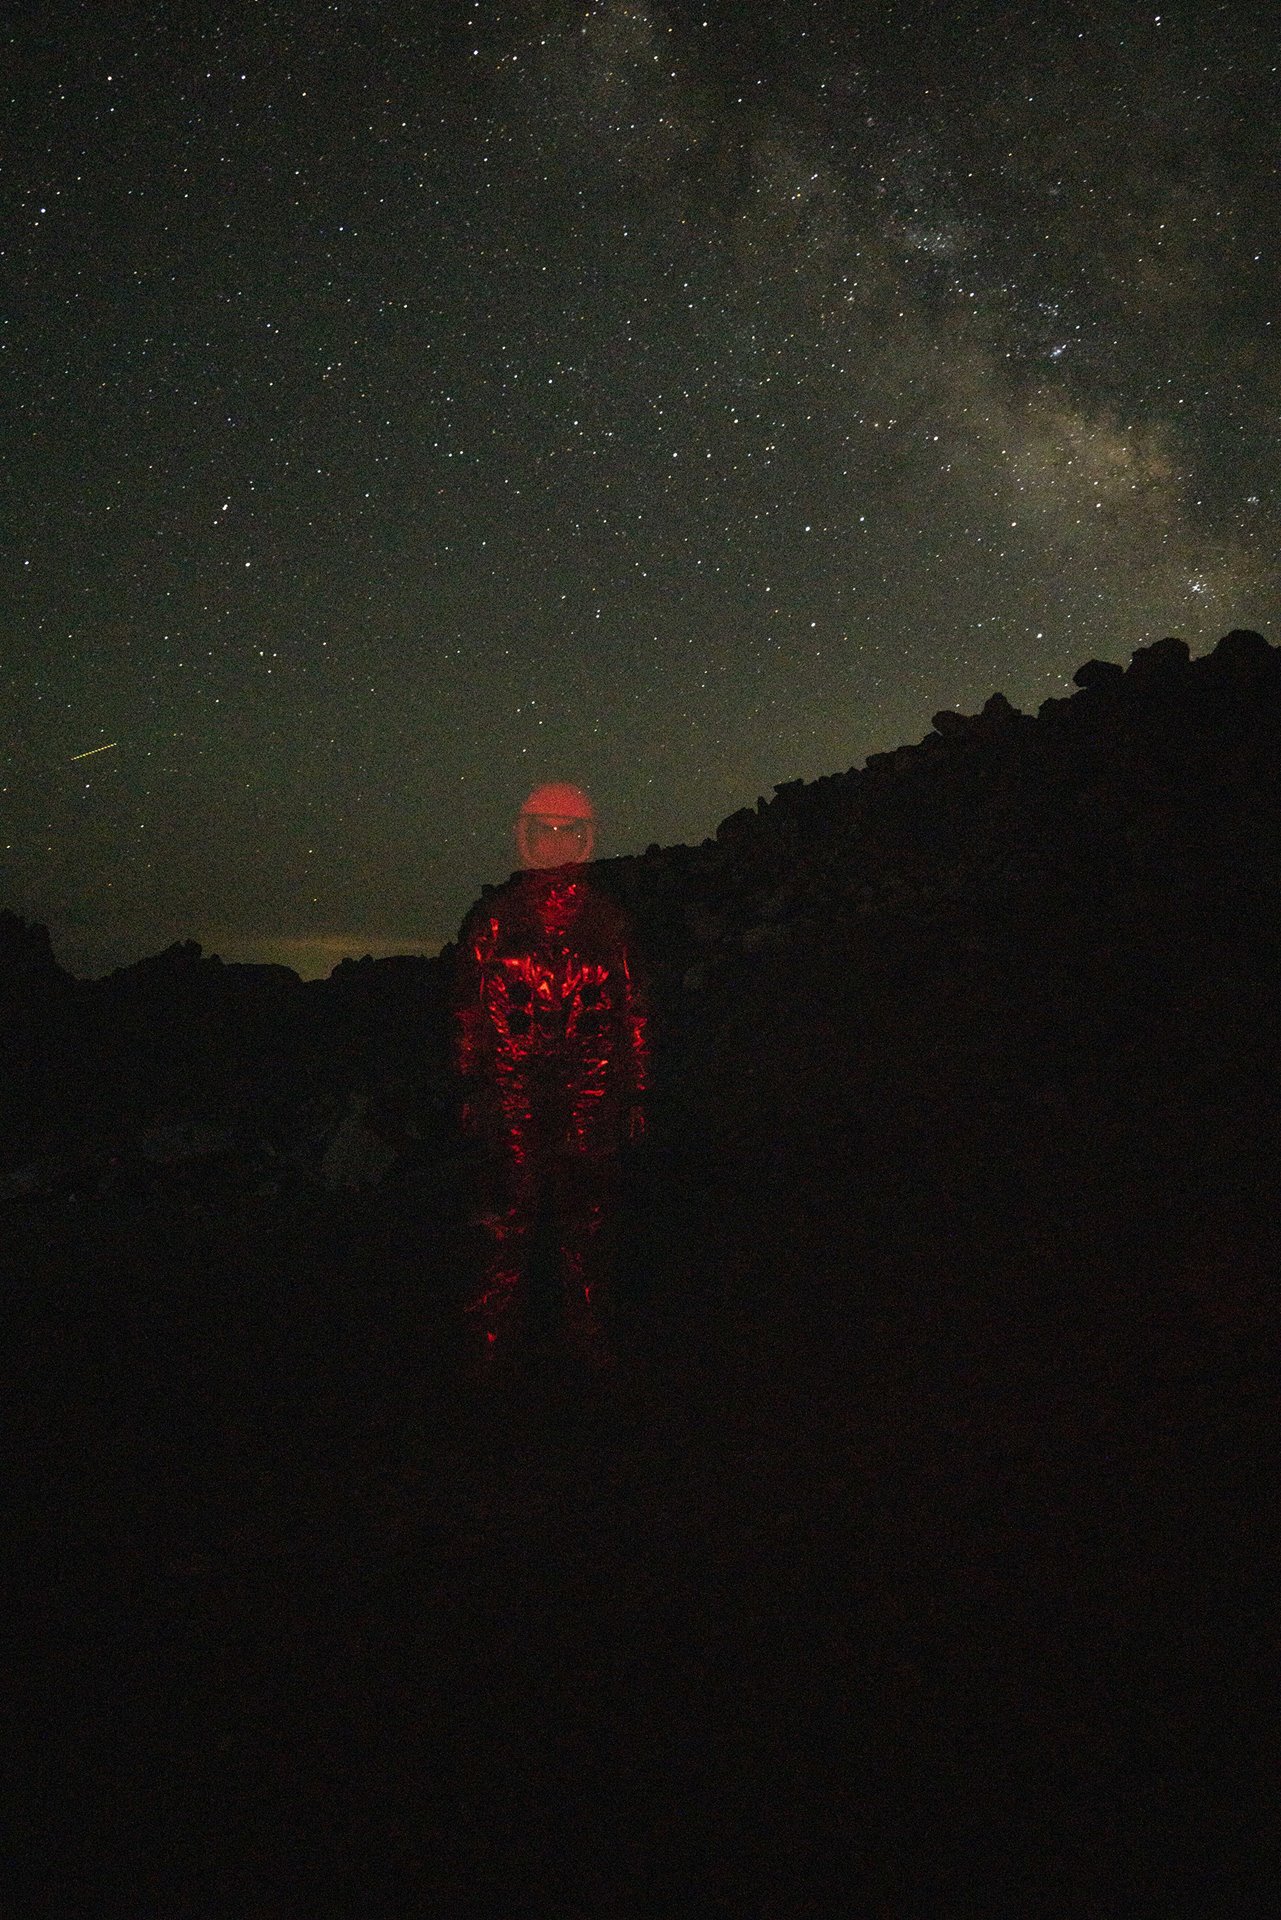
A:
[3,1,1277,974]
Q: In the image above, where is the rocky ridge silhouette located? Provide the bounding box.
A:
[2,627,1278,1235]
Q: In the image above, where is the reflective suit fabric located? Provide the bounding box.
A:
[453,868,648,1346]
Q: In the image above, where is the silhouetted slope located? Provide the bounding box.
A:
[590,630,1279,1217]
[3,627,1278,1218]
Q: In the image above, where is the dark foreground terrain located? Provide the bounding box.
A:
[5,629,1277,1914]
[8,1116,1274,1916]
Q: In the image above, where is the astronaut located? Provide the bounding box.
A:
[453,782,649,1361]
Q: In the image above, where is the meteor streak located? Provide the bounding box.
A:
[70,743,118,762]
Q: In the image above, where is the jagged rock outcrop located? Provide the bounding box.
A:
[0,911,65,988]
[600,627,1280,970]
[585,629,1281,1190]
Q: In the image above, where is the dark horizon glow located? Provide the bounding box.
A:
[3,2,1277,977]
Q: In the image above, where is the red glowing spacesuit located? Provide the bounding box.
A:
[453,783,649,1358]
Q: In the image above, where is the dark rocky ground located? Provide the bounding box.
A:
[4,630,1277,1914]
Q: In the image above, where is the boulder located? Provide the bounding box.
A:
[320,1092,398,1190]
[1073,659,1125,692]
[0,913,62,986]
[1126,635,1190,683]
[1204,628,1274,684]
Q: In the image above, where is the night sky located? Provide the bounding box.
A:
[4,2,1277,977]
